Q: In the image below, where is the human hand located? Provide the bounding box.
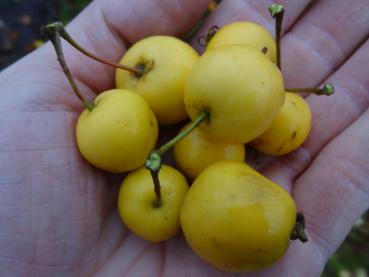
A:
[0,0,368,276]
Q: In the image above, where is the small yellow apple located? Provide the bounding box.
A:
[118,165,189,242]
[185,45,284,144]
[76,89,158,172]
[116,36,199,125]
[252,92,311,155]
[173,125,245,180]
[207,21,276,64]
[181,160,296,273]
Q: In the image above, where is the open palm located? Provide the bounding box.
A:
[1,0,369,276]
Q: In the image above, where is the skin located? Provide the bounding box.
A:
[0,0,369,276]
[207,21,277,63]
[77,89,158,172]
[173,124,245,180]
[251,93,311,156]
[181,161,296,273]
[116,36,199,125]
[185,44,284,144]
[118,165,188,242]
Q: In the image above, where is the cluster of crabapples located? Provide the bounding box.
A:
[43,4,334,273]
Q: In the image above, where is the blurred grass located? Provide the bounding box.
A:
[57,0,91,23]
[323,211,369,277]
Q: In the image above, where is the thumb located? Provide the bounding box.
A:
[44,0,210,92]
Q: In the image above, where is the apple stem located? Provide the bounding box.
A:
[184,17,206,42]
[145,111,209,203]
[197,25,219,47]
[268,3,284,69]
[290,212,308,243]
[149,167,162,208]
[160,111,209,156]
[41,22,143,76]
[286,83,335,96]
[41,26,94,111]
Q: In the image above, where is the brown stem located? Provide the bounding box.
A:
[197,25,219,47]
[290,212,308,243]
[41,26,93,110]
[42,22,142,76]
[149,167,162,208]
[184,16,206,42]
[269,4,284,69]
[145,151,162,206]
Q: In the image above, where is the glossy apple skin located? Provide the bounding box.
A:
[173,124,245,180]
[207,21,277,64]
[116,36,199,125]
[181,161,296,273]
[252,92,311,155]
[76,89,158,172]
[185,45,284,144]
[118,165,189,242]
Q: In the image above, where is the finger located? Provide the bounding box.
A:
[185,0,310,190]
[251,241,326,277]
[94,229,162,276]
[192,0,314,52]
[293,106,369,260]
[67,0,210,91]
[191,0,369,191]
[3,0,210,94]
[261,0,369,184]
[262,37,369,187]
[304,40,369,159]
[164,234,227,277]
[282,0,369,87]
[260,103,369,274]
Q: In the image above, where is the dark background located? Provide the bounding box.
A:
[0,0,368,275]
[0,0,90,69]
